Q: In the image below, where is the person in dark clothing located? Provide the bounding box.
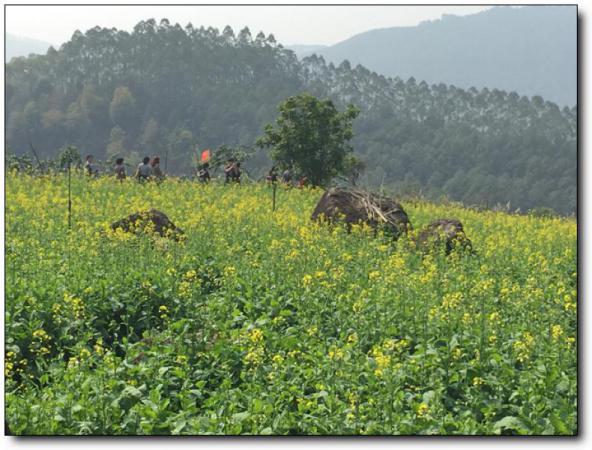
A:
[281,167,292,184]
[267,166,278,184]
[114,158,126,181]
[234,162,242,183]
[151,156,164,182]
[84,155,99,177]
[224,158,240,184]
[197,162,211,183]
[135,156,152,182]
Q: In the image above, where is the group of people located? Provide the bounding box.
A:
[267,166,308,187]
[133,156,164,182]
[84,154,164,182]
[83,154,306,187]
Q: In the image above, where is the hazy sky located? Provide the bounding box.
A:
[5,4,490,47]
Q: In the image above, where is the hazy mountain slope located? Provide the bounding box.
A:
[315,6,576,106]
[286,44,327,58]
[5,33,54,61]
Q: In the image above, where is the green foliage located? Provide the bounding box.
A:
[528,207,558,219]
[208,144,253,171]
[58,145,82,168]
[109,86,137,129]
[257,93,360,186]
[341,154,366,186]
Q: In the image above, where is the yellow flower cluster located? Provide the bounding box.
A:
[52,292,85,325]
[368,270,381,281]
[30,329,52,356]
[489,312,501,324]
[296,397,317,412]
[416,403,430,418]
[472,377,486,386]
[183,269,197,281]
[178,281,192,299]
[302,274,313,287]
[244,347,264,366]
[5,351,18,377]
[94,339,104,355]
[513,332,535,363]
[244,328,265,367]
[159,305,169,319]
[442,292,463,309]
[249,328,264,343]
[223,265,236,279]
[328,347,345,361]
[551,324,564,340]
[370,345,394,377]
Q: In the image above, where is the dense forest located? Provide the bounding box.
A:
[5,19,576,214]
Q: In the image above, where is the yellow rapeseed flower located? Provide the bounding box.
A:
[551,325,564,340]
[416,403,429,418]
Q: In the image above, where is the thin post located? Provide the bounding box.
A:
[272,182,277,212]
[28,140,42,167]
[68,161,72,230]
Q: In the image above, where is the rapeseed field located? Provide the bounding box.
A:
[4,173,577,435]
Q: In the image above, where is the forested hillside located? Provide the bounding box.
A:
[5,19,576,214]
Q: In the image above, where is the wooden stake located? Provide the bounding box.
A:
[67,161,72,230]
[28,140,42,167]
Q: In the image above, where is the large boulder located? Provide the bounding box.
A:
[311,187,411,239]
[416,219,472,254]
[111,209,184,241]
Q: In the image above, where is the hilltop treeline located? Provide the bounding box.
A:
[5,19,576,213]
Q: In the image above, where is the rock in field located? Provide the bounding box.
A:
[311,187,411,239]
[416,218,472,254]
[111,209,184,241]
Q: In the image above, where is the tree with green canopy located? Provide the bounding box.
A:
[257,93,360,186]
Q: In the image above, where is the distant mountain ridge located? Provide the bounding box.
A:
[309,6,576,107]
[5,33,54,62]
[286,44,327,57]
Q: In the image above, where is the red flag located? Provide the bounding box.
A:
[201,149,211,162]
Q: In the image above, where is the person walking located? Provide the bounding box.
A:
[135,156,152,182]
[84,155,99,177]
[234,162,242,184]
[267,166,278,184]
[151,156,164,182]
[114,157,126,181]
[197,162,211,183]
[281,167,292,185]
[224,159,235,184]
